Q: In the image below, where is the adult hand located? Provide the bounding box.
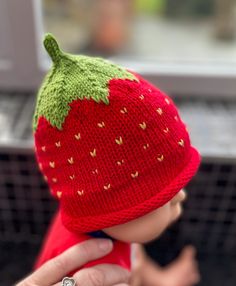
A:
[16,239,130,286]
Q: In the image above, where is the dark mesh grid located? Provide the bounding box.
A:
[0,150,57,243]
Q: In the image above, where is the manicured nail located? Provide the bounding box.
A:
[98,239,113,252]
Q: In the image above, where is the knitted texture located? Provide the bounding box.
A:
[33,34,201,233]
[33,34,137,130]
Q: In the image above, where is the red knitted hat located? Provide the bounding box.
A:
[33,34,200,233]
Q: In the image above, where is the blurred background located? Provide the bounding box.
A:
[0,0,236,285]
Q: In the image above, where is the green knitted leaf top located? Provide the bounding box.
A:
[33,33,138,131]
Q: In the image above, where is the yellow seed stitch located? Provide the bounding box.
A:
[69,174,75,180]
[120,107,128,114]
[74,133,81,140]
[68,157,74,164]
[143,143,149,150]
[165,98,170,105]
[115,136,123,145]
[139,122,147,130]
[156,108,163,115]
[104,184,111,190]
[117,159,125,166]
[90,149,96,157]
[43,175,48,182]
[163,127,169,133]
[97,122,105,128]
[178,139,185,147]
[174,116,179,121]
[57,191,62,198]
[39,163,43,170]
[148,88,152,92]
[52,178,57,183]
[131,171,139,178]
[77,190,84,196]
[139,94,144,100]
[92,169,98,175]
[55,141,61,147]
[49,161,55,168]
[41,146,46,152]
[157,154,164,162]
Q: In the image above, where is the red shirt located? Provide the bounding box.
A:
[34,211,131,274]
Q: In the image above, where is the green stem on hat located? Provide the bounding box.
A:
[33,34,138,131]
[43,33,63,64]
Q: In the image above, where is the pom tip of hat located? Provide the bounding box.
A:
[43,33,64,64]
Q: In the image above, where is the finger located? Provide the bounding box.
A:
[184,254,200,274]
[180,245,197,261]
[184,273,201,286]
[188,260,199,273]
[25,239,113,286]
[184,267,201,285]
[193,272,201,284]
[73,264,130,286]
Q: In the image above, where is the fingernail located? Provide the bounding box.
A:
[98,239,113,252]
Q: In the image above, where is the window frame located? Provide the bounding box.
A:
[0,0,236,98]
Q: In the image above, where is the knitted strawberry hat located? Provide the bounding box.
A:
[33,34,200,233]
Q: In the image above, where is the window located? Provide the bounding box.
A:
[1,0,236,96]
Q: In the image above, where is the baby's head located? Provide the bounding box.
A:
[33,34,200,243]
[104,189,186,243]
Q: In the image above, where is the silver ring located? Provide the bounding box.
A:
[61,277,76,286]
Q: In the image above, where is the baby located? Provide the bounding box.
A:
[33,34,200,278]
